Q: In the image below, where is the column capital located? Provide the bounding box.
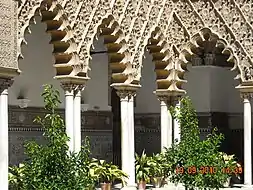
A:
[171,95,182,104]
[60,83,79,93]
[0,78,13,93]
[156,94,170,104]
[240,92,253,100]
[116,89,137,99]
[111,84,139,99]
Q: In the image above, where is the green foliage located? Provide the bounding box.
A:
[9,84,94,190]
[9,164,25,190]
[149,153,171,178]
[89,159,128,185]
[135,150,153,182]
[164,97,234,190]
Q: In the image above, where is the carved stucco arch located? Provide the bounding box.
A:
[74,0,157,86]
[18,0,85,82]
[179,27,240,91]
[77,12,133,85]
[138,0,253,95]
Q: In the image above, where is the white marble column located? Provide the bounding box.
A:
[0,79,12,190]
[62,84,75,153]
[242,93,252,186]
[158,96,172,151]
[128,95,136,186]
[73,88,82,153]
[116,89,136,188]
[173,97,181,143]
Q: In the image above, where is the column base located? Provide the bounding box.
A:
[120,186,137,190]
[113,183,137,190]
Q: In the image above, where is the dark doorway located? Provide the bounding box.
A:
[111,88,121,167]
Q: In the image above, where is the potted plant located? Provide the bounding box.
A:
[135,151,152,190]
[90,159,128,190]
[221,152,241,187]
[149,153,170,188]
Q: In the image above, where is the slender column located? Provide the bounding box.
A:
[116,89,136,187]
[158,96,172,151]
[0,79,12,190]
[128,94,136,186]
[61,83,75,153]
[116,91,129,181]
[173,97,181,143]
[73,86,84,153]
[241,93,252,186]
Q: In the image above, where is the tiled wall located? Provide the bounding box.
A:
[8,106,244,166]
[8,106,113,165]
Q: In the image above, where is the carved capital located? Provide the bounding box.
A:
[116,89,137,100]
[0,78,13,93]
[156,95,170,104]
[74,84,85,93]
[171,95,182,105]
[240,92,253,100]
[60,83,79,93]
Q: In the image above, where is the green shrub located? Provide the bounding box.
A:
[89,159,128,185]
[9,84,94,190]
[165,97,235,190]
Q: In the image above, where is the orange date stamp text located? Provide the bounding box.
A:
[175,166,243,175]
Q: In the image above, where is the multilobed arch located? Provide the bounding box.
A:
[179,28,239,83]
[140,0,253,95]
[18,0,82,81]
[16,0,253,88]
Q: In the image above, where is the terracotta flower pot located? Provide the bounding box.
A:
[101,182,112,190]
[138,180,146,190]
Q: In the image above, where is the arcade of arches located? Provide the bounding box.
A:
[1,0,253,189]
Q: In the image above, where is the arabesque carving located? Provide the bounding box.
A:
[14,0,253,90]
[140,0,253,95]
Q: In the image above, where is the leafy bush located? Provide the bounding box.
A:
[135,150,152,182]
[89,159,128,185]
[165,97,234,190]
[9,84,94,190]
[149,152,171,178]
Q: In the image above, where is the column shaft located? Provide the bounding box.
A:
[120,96,129,181]
[0,89,8,190]
[243,97,252,185]
[160,100,172,151]
[65,90,74,152]
[128,96,135,186]
[73,90,81,153]
[174,100,181,143]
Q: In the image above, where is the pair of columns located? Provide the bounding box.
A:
[159,95,181,151]
[62,83,137,187]
[61,83,84,153]
[158,92,253,186]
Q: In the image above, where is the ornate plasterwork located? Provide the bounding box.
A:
[0,0,19,70]
[141,0,253,93]
[11,0,253,90]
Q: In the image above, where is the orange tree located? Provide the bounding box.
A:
[9,85,95,190]
[164,97,234,190]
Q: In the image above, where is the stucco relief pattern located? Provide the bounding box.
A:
[0,0,18,69]
[14,0,253,89]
